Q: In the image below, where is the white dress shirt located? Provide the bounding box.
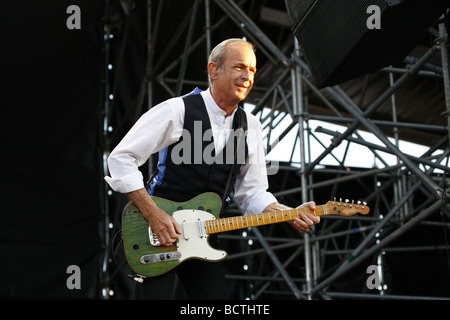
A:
[105,89,277,214]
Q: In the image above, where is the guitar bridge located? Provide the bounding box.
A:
[148,227,160,246]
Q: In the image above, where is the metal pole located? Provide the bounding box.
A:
[389,67,405,222]
[176,0,199,96]
[251,68,291,115]
[311,198,446,296]
[438,17,450,144]
[273,163,404,198]
[329,85,442,198]
[251,228,306,299]
[311,114,446,133]
[304,45,439,174]
[156,13,230,96]
[100,13,112,299]
[315,126,450,173]
[213,0,290,66]
[231,198,305,299]
[204,0,211,63]
[251,246,305,299]
[325,292,450,300]
[292,38,313,299]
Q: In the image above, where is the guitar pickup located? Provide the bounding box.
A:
[140,251,182,264]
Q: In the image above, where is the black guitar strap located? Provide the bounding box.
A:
[221,106,248,208]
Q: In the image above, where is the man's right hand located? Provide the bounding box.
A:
[126,188,181,246]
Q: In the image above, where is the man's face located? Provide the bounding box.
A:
[211,43,257,105]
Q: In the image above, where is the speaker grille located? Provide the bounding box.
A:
[295,0,388,86]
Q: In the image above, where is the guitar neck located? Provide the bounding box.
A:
[205,206,326,235]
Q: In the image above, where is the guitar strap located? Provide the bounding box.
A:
[221,106,248,208]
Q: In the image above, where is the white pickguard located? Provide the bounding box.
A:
[172,209,227,263]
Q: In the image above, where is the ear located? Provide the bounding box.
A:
[208,62,219,80]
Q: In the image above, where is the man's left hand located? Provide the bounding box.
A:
[290,201,320,232]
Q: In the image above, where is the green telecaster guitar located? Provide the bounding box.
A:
[122,192,369,278]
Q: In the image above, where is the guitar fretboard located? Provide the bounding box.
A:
[205,205,327,235]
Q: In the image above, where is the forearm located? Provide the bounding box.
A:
[263,202,291,212]
[126,188,159,221]
[126,188,181,245]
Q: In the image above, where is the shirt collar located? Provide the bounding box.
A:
[202,88,237,119]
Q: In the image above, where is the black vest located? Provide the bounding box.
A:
[147,93,248,211]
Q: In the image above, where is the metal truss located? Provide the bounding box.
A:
[102,0,450,300]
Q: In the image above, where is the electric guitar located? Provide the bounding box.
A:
[121,192,369,278]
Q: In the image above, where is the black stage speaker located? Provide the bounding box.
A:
[285,0,449,88]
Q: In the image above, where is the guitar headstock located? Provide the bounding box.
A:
[324,198,370,216]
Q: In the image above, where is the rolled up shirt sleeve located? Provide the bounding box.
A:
[105,98,184,194]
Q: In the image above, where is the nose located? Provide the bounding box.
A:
[241,68,253,83]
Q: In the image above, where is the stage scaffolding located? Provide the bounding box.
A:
[102,0,450,299]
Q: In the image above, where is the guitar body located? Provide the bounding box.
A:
[122,192,225,278]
